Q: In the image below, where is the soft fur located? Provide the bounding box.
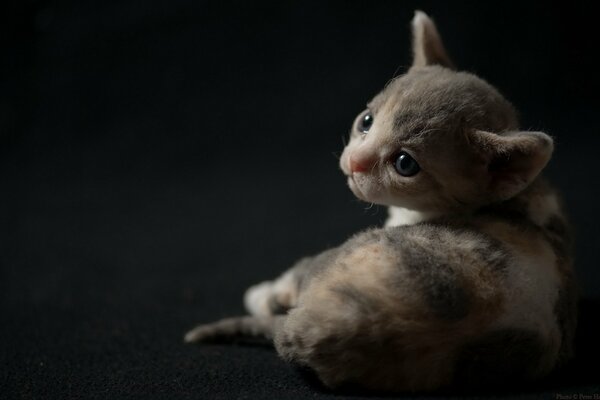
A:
[184,11,577,392]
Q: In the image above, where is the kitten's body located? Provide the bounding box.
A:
[185,11,576,392]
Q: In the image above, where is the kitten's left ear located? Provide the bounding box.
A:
[468,130,554,201]
[411,11,454,69]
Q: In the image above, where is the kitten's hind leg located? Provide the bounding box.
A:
[244,250,338,318]
[184,315,285,343]
[244,268,302,317]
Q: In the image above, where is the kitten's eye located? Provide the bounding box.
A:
[358,112,373,133]
[394,152,420,177]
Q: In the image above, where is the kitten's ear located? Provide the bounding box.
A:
[468,130,554,200]
[411,11,454,69]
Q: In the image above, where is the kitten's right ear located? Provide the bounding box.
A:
[411,11,454,69]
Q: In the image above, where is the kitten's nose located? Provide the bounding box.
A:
[349,154,375,173]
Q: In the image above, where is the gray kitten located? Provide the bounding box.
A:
[185,11,576,392]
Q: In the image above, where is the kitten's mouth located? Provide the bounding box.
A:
[347,176,368,202]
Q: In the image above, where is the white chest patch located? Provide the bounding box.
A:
[385,207,438,227]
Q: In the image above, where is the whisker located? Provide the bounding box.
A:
[370,205,380,216]
[369,158,380,174]
[390,64,407,80]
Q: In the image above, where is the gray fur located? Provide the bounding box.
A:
[291,247,342,293]
[404,250,464,318]
[330,283,378,315]
[386,67,518,138]
[383,223,507,320]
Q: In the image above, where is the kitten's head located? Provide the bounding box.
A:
[340,11,553,213]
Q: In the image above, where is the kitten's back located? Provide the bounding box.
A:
[275,179,574,391]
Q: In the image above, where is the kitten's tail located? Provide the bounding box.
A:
[184,315,284,343]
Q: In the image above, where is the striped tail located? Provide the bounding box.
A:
[184,315,284,343]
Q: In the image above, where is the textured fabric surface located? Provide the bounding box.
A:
[2,1,599,398]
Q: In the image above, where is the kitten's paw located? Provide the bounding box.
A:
[245,270,300,317]
[244,281,274,317]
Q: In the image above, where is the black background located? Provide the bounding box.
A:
[2,1,599,398]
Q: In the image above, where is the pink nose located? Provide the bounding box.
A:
[349,154,375,173]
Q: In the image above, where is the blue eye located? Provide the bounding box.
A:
[358,112,373,133]
[394,152,420,176]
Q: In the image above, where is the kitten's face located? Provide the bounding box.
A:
[340,12,552,212]
[340,66,518,212]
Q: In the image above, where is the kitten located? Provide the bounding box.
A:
[185,11,577,392]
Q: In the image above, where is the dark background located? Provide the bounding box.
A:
[2,0,599,398]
